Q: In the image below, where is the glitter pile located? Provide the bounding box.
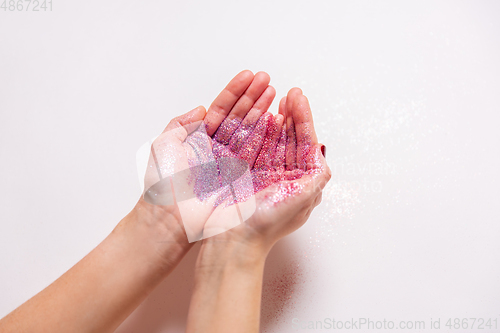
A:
[182,110,323,209]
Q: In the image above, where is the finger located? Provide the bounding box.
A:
[255,146,330,211]
[285,87,302,112]
[238,112,272,168]
[215,85,275,145]
[161,105,207,142]
[285,116,297,171]
[285,88,302,170]
[302,144,332,193]
[254,113,284,169]
[240,85,276,129]
[213,73,271,144]
[278,96,286,117]
[163,105,207,133]
[227,71,271,121]
[227,86,275,150]
[252,114,284,192]
[204,70,254,136]
[282,144,330,198]
[274,122,286,171]
[292,94,318,170]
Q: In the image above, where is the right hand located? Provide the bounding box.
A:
[202,84,331,253]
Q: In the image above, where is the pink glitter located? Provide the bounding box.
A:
[184,110,320,209]
[254,115,281,169]
[213,117,241,145]
[267,182,304,204]
[285,117,297,171]
[239,113,271,167]
[261,259,306,330]
[274,123,287,170]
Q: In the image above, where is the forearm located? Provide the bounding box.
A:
[0,199,192,333]
[186,239,269,333]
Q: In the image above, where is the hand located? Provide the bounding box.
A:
[202,87,331,253]
[141,70,276,242]
[140,105,218,244]
[200,70,277,238]
[187,72,330,333]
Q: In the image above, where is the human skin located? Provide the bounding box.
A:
[0,199,193,333]
[0,70,330,333]
[0,105,216,332]
[186,76,331,333]
[142,70,276,242]
[0,72,259,333]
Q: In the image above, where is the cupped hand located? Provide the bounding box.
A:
[141,105,215,243]
[141,70,276,242]
[141,70,330,249]
[203,85,331,252]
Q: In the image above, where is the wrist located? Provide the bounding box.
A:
[188,236,267,333]
[195,237,269,275]
[112,198,193,274]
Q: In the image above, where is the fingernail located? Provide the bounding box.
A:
[320,144,326,157]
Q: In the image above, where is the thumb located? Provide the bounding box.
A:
[162,105,207,141]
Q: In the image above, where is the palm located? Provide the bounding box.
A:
[143,115,224,242]
[143,71,330,245]
[201,71,330,244]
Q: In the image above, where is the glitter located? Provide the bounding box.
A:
[212,141,237,160]
[297,124,313,171]
[238,113,271,167]
[163,108,323,213]
[251,169,279,193]
[285,117,297,171]
[266,182,304,205]
[261,259,306,330]
[254,114,282,170]
[213,117,241,145]
[228,123,254,152]
[274,124,287,169]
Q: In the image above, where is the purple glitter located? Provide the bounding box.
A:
[183,110,320,209]
[213,117,241,145]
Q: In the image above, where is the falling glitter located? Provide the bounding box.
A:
[261,259,306,331]
[322,181,361,219]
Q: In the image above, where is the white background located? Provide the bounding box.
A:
[1,1,499,332]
